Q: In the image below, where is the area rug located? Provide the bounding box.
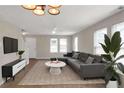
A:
[18,61,105,86]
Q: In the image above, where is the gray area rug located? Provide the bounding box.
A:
[19,61,105,85]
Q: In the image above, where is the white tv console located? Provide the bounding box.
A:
[2,59,26,82]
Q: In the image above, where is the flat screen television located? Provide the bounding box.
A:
[3,37,18,54]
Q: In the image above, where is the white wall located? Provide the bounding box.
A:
[0,18,24,85]
[72,10,124,54]
[25,35,72,59]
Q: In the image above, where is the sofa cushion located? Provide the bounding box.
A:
[94,55,102,63]
[68,58,79,62]
[85,56,94,64]
[78,52,89,62]
[89,54,102,63]
[72,52,80,59]
[67,59,80,73]
[63,52,73,57]
[71,62,80,69]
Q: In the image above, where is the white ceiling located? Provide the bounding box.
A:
[0,5,121,35]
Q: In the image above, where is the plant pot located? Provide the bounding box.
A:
[117,70,124,88]
[19,55,22,60]
[106,80,118,88]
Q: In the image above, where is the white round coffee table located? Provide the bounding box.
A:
[45,61,66,75]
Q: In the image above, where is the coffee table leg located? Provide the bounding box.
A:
[50,67,61,75]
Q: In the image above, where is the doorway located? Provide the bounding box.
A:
[25,37,36,59]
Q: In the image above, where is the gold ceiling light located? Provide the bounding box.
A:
[48,5,61,8]
[22,5,61,16]
[48,8,60,15]
[22,5,36,10]
[33,5,45,16]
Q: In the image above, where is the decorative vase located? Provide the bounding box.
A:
[19,55,22,60]
[106,80,118,88]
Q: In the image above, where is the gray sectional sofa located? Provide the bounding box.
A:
[63,52,106,80]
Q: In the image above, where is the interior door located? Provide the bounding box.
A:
[25,37,36,58]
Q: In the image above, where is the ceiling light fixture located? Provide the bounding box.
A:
[33,5,45,16]
[52,27,57,34]
[48,5,61,8]
[22,5,61,16]
[48,8,60,15]
[22,5,36,10]
[21,29,27,35]
[22,32,27,35]
[52,31,56,34]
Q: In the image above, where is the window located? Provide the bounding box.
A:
[74,37,78,51]
[94,28,107,55]
[112,22,124,64]
[50,38,58,53]
[59,38,67,53]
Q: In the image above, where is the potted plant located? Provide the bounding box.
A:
[100,31,124,88]
[116,63,124,87]
[18,50,25,59]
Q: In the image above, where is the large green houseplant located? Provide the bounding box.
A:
[100,31,124,87]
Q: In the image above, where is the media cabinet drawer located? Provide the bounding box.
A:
[12,60,26,76]
[13,60,26,69]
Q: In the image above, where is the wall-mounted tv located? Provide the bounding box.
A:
[3,37,18,54]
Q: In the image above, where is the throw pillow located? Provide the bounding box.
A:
[72,52,80,59]
[85,56,94,64]
[89,54,102,63]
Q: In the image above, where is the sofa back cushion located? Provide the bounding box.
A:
[64,52,73,57]
[78,52,89,62]
[89,54,102,63]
